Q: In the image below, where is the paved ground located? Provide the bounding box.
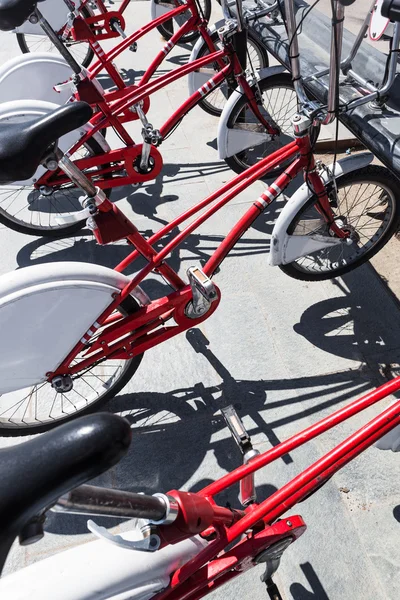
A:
[0,2,399,600]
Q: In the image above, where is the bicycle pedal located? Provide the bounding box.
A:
[185,267,217,318]
[221,405,252,455]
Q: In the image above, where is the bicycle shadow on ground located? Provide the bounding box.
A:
[289,562,330,599]
[292,274,400,377]
[45,328,373,536]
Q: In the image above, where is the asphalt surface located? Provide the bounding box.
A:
[0,2,399,600]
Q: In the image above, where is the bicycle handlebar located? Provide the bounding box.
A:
[52,485,169,522]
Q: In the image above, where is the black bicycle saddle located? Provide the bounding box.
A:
[0,413,132,574]
[0,101,93,184]
[0,0,41,30]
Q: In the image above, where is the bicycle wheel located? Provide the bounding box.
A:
[16,7,94,68]
[157,0,211,44]
[0,138,112,237]
[193,30,269,117]
[280,165,400,281]
[0,295,144,436]
[224,73,318,176]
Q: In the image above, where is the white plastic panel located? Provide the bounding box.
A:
[150,0,174,20]
[217,66,286,159]
[0,532,207,600]
[0,53,73,105]
[369,0,391,41]
[0,262,130,393]
[268,153,374,266]
[187,21,224,97]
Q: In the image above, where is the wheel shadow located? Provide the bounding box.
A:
[45,328,373,536]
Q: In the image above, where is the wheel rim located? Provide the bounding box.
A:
[232,84,297,170]
[198,39,267,114]
[288,179,396,275]
[0,358,132,430]
[19,34,91,67]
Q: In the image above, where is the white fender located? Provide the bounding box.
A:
[0,262,130,393]
[217,65,286,159]
[151,0,176,20]
[0,530,207,600]
[268,152,374,266]
[187,20,225,96]
[13,0,82,35]
[369,0,393,41]
[0,99,109,187]
[0,53,74,105]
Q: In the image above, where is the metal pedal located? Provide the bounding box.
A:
[221,405,252,455]
[185,267,218,319]
[221,405,260,506]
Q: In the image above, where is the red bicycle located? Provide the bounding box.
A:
[0,373,399,598]
[14,0,213,66]
[0,0,272,236]
[0,0,398,433]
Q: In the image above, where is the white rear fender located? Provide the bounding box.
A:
[0,531,208,600]
[268,152,374,266]
[0,262,130,393]
[187,21,225,96]
[217,66,286,159]
[0,53,74,105]
[151,0,177,20]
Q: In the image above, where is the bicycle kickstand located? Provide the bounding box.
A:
[265,577,284,600]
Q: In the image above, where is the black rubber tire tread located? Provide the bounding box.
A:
[194,30,269,117]
[224,72,319,177]
[16,7,95,68]
[157,0,212,44]
[0,295,144,436]
[0,138,112,237]
[280,165,400,281]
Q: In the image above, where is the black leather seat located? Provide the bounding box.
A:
[0,413,132,574]
[0,101,93,184]
[0,0,39,30]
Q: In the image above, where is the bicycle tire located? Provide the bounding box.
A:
[280,165,400,281]
[193,30,269,117]
[224,73,319,176]
[0,294,144,436]
[157,0,212,44]
[0,138,112,237]
[16,7,95,68]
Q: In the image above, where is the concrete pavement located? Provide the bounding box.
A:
[0,2,399,599]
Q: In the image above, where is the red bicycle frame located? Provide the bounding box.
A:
[72,0,220,90]
[37,37,275,190]
[144,374,400,600]
[51,131,341,380]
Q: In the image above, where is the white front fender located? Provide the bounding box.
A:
[217,65,286,159]
[269,152,374,266]
[187,21,225,96]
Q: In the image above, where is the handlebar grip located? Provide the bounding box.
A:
[381,0,400,21]
[53,485,168,521]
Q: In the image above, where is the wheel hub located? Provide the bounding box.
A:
[51,375,74,393]
[39,185,54,197]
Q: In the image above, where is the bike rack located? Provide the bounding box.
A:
[238,0,400,177]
